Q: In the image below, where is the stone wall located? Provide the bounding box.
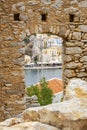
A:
[63,42,87,87]
[0,0,87,121]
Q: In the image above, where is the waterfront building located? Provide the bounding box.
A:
[25,55,31,64]
[42,46,62,63]
[25,34,63,65]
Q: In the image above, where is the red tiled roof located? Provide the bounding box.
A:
[47,78,63,94]
[36,78,63,94]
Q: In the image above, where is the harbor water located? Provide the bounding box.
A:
[25,68,62,87]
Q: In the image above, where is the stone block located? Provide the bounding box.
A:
[79,1,87,7]
[83,33,87,40]
[65,42,84,47]
[64,78,87,99]
[72,32,81,40]
[63,55,72,62]
[79,25,87,33]
[19,14,28,21]
[66,47,82,54]
[0,122,60,130]
[80,56,87,62]
[77,72,87,78]
[66,62,82,69]
[64,69,76,78]
[12,2,25,12]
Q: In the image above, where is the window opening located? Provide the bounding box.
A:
[14,13,20,21]
[69,14,74,22]
[41,14,47,21]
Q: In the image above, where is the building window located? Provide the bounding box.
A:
[41,14,47,21]
[69,14,74,22]
[14,13,20,21]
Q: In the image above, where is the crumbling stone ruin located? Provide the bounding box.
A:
[0,0,87,121]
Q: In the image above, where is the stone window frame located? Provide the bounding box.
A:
[69,14,75,22]
[14,13,20,21]
[41,13,47,22]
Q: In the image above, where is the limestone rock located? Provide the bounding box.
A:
[1,0,87,122]
[64,78,87,100]
[66,62,82,69]
[22,98,87,130]
[83,33,87,40]
[80,56,87,62]
[25,29,30,36]
[19,32,26,40]
[66,42,84,47]
[19,14,28,21]
[41,0,52,4]
[70,0,78,5]
[66,47,82,54]
[0,118,22,127]
[64,7,78,13]
[72,32,81,40]
[77,72,87,78]
[0,79,87,130]
[51,0,63,9]
[63,55,72,62]
[79,0,87,7]
[0,122,60,130]
[12,2,25,12]
[64,69,76,78]
[27,0,39,5]
[79,25,87,33]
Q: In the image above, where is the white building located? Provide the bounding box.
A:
[42,46,62,64]
[25,55,31,64]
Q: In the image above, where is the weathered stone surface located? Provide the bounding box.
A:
[19,14,28,21]
[70,0,78,5]
[51,0,63,8]
[79,0,87,7]
[22,99,87,130]
[64,69,76,78]
[0,79,87,130]
[0,118,22,127]
[72,32,81,40]
[66,42,84,47]
[64,79,87,100]
[64,7,78,14]
[83,33,87,40]
[27,1,39,5]
[19,32,26,41]
[80,56,87,62]
[63,55,72,62]
[0,0,87,121]
[77,72,87,78]
[66,62,82,69]
[41,0,52,4]
[79,25,87,33]
[12,2,25,12]
[66,47,82,54]
[0,122,60,130]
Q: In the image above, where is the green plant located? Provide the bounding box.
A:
[26,77,53,106]
[23,37,30,44]
[26,85,39,97]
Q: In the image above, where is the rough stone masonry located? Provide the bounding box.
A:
[0,0,87,121]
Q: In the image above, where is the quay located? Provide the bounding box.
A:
[24,66,62,70]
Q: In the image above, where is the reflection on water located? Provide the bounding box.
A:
[25,69,62,87]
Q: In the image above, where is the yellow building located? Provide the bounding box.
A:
[42,46,62,63]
